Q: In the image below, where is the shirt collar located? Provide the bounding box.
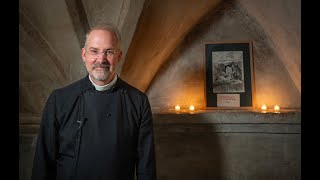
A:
[89,74,118,91]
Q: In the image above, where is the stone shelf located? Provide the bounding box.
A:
[19,109,301,134]
[152,109,301,134]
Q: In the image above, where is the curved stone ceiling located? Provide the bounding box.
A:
[19,0,300,132]
[120,0,223,92]
[120,0,300,94]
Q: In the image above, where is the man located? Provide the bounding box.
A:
[31,23,157,180]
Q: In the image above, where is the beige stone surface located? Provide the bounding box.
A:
[19,0,301,122]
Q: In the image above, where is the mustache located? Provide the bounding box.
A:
[92,63,109,68]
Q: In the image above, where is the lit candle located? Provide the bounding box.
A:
[274,105,280,111]
[261,104,267,110]
[175,105,180,111]
[189,105,195,111]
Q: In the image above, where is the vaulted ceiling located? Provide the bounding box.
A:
[19,0,300,128]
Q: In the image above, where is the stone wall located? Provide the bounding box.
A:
[153,110,300,179]
[20,110,300,180]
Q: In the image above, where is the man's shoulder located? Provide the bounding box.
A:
[53,77,87,98]
[118,78,146,96]
[117,78,150,108]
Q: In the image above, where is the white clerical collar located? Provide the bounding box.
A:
[89,74,118,91]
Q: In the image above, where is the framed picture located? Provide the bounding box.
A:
[204,42,255,109]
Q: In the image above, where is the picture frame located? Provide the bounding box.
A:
[204,41,255,109]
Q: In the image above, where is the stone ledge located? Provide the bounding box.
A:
[154,123,300,134]
[153,109,301,124]
[153,110,300,134]
[19,110,301,134]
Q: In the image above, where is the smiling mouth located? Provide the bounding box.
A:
[94,66,109,69]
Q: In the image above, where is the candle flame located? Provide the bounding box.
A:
[261,104,267,110]
[175,105,180,111]
[189,105,195,111]
[274,105,280,111]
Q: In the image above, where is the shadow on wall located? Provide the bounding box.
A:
[20,127,223,180]
[19,135,37,180]
[153,117,224,180]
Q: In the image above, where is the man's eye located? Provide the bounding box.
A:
[90,49,98,54]
[106,50,115,55]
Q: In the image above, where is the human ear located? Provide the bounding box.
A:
[81,48,86,62]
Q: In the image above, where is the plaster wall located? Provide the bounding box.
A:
[19,0,86,117]
[147,1,300,110]
[239,0,301,94]
[19,0,301,119]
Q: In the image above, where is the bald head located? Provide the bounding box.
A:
[84,23,121,50]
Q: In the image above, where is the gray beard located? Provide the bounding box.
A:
[92,70,110,81]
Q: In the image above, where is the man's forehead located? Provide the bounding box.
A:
[88,30,118,43]
[89,29,116,37]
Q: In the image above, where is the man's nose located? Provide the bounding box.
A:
[96,53,108,62]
